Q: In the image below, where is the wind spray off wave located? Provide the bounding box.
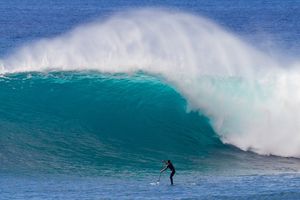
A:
[1,9,300,158]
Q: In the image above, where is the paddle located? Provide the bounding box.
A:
[150,161,165,185]
[157,172,162,184]
[157,161,166,184]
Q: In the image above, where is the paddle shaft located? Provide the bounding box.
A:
[157,173,161,182]
[157,162,164,182]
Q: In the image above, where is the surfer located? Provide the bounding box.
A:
[160,160,176,185]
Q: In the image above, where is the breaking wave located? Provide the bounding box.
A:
[1,9,300,160]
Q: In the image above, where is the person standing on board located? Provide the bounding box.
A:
[160,160,176,185]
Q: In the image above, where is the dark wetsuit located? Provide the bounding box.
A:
[167,162,176,185]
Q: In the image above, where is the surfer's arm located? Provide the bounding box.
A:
[160,166,168,173]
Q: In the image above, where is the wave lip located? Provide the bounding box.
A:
[1,9,300,158]
[0,9,278,75]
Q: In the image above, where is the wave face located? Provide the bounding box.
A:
[1,9,300,158]
[0,72,224,173]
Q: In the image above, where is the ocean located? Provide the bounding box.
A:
[1,0,300,199]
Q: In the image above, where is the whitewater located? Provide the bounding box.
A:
[1,9,300,158]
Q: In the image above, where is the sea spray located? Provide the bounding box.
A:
[1,9,300,157]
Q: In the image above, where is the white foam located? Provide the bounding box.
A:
[1,9,300,157]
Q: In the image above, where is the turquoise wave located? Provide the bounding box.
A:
[2,9,299,159]
[0,71,228,174]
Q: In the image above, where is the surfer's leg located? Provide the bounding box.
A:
[170,171,175,185]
